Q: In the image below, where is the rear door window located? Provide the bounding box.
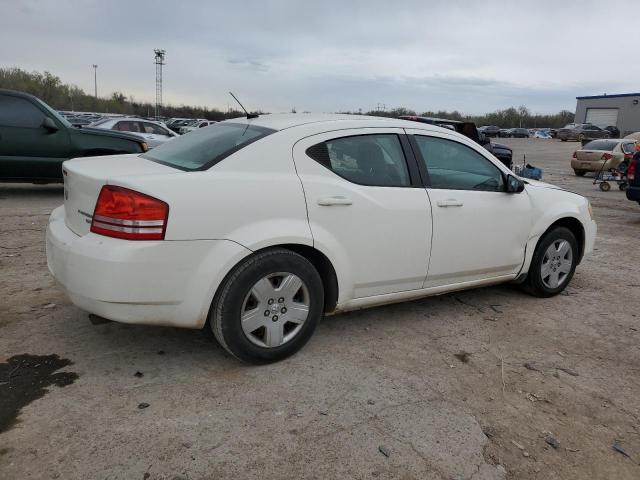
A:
[114,121,141,133]
[306,134,410,187]
[0,95,45,128]
[141,122,169,135]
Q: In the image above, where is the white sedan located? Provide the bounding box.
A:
[90,117,178,148]
[47,114,596,363]
[179,120,217,135]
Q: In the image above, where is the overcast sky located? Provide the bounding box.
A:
[2,0,639,114]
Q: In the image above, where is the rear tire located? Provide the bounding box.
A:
[573,169,586,177]
[523,227,578,298]
[561,139,567,142]
[209,248,324,364]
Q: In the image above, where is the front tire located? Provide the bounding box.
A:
[209,249,324,364]
[523,227,578,297]
[573,169,586,176]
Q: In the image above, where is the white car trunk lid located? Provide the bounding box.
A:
[63,154,178,236]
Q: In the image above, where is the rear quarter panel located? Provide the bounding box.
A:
[106,133,314,249]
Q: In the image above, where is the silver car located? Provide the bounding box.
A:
[90,117,178,148]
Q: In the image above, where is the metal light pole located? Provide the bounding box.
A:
[92,64,98,99]
[154,49,166,120]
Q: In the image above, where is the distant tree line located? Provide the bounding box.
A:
[0,67,246,120]
[1,67,575,128]
[359,106,575,129]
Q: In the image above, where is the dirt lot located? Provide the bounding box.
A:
[1,138,639,480]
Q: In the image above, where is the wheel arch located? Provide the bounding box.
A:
[207,243,340,324]
[543,217,585,264]
[277,244,339,313]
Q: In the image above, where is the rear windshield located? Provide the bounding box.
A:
[582,140,618,151]
[142,122,275,171]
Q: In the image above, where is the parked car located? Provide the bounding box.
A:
[570,138,635,176]
[165,118,189,132]
[557,123,610,142]
[179,120,217,135]
[509,128,530,138]
[626,149,640,204]
[0,89,148,182]
[46,114,596,363]
[549,128,558,138]
[533,130,552,139]
[604,126,620,138]
[66,116,94,127]
[498,129,511,137]
[167,118,195,133]
[399,116,513,169]
[90,117,178,148]
[624,132,640,141]
[171,118,208,134]
[479,125,500,137]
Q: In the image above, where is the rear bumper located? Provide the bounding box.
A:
[626,186,640,202]
[46,205,251,328]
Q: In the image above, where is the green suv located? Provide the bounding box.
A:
[0,89,148,182]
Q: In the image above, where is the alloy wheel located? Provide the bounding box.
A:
[540,240,573,289]
[240,272,310,348]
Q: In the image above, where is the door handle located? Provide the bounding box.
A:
[317,196,353,206]
[437,199,463,207]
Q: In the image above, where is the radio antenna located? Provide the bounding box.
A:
[229,92,259,119]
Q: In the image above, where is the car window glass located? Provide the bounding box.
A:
[306,134,410,187]
[142,123,275,171]
[582,140,617,151]
[0,95,46,128]
[141,122,168,135]
[114,121,141,133]
[414,135,504,192]
[622,142,636,154]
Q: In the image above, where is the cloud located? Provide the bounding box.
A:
[1,0,639,114]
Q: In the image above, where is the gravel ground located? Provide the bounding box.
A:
[1,138,639,480]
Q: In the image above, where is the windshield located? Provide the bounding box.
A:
[142,122,275,171]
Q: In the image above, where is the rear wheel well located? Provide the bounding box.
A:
[542,217,585,263]
[273,244,339,313]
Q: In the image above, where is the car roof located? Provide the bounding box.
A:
[219,113,452,133]
[583,138,631,143]
[398,115,463,125]
[0,88,38,100]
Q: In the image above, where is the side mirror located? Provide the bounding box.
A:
[42,117,59,133]
[506,174,525,193]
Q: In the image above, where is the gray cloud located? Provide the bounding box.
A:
[1,0,639,114]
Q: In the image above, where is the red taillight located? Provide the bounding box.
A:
[572,151,577,159]
[601,153,613,161]
[90,185,169,240]
[628,159,637,181]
